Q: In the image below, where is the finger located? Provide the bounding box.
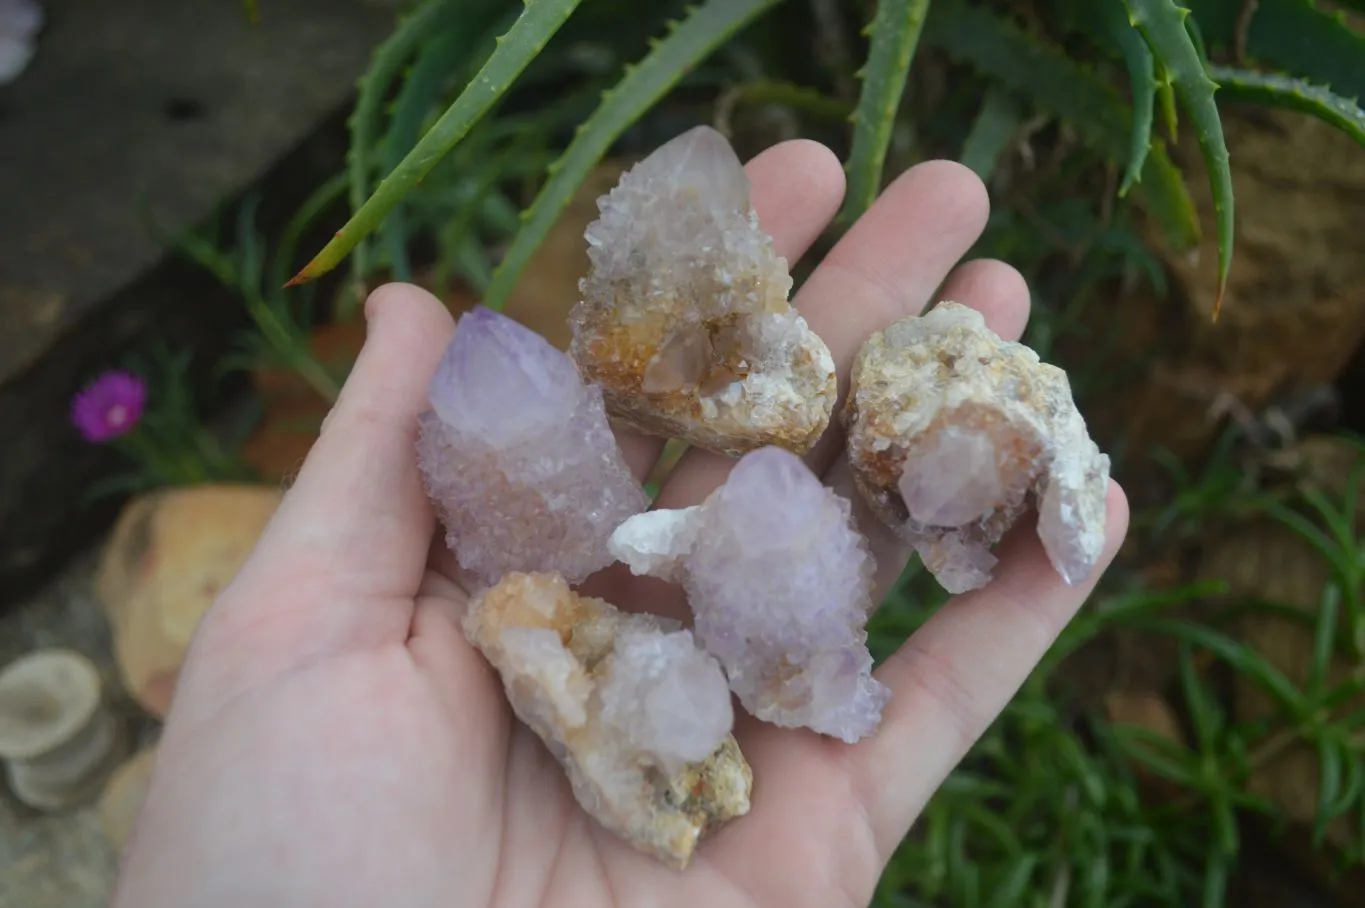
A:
[615,138,847,479]
[652,161,990,511]
[201,285,455,655]
[855,481,1129,864]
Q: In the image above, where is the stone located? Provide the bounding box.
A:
[417,307,649,589]
[0,648,126,811]
[99,745,157,852]
[0,0,41,85]
[96,484,282,716]
[463,572,751,869]
[570,125,837,457]
[843,302,1110,594]
[611,446,889,743]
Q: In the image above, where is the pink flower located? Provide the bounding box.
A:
[71,370,147,442]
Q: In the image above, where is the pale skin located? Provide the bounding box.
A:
[111,140,1129,908]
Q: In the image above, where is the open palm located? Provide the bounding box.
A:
[111,139,1127,908]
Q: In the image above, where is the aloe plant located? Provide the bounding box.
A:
[289,0,584,285]
[289,0,1365,323]
[840,0,931,224]
[1126,0,1234,317]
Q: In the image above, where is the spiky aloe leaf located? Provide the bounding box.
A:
[289,0,584,286]
[379,24,483,283]
[1208,65,1365,146]
[345,0,450,291]
[840,0,932,224]
[1125,0,1234,319]
[924,0,1201,251]
[958,87,1023,181]
[481,0,784,310]
[1099,0,1157,195]
[1188,0,1365,102]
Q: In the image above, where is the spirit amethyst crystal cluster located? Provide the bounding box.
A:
[610,447,889,743]
[569,125,837,457]
[843,303,1110,593]
[415,126,1109,869]
[416,306,648,587]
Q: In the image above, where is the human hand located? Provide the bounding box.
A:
[111,139,1128,908]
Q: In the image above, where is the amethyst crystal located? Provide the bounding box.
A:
[417,307,649,588]
[610,446,889,743]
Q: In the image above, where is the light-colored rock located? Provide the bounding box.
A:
[96,484,282,716]
[843,302,1110,593]
[0,648,125,811]
[611,447,888,743]
[463,571,750,869]
[570,125,836,457]
[99,744,157,852]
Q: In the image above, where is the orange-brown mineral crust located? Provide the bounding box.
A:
[844,302,1110,594]
[463,572,752,869]
[570,126,835,457]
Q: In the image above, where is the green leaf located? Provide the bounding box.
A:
[1098,0,1157,194]
[1125,0,1235,319]
[1132,618,1307,714]
[1189,0,1365,104]
[481,0,784,310]
[345,0,451,290]
[379,22,487,283]
[291,0,585,286]
[1309,584,1341,698]
[924,0,1201,251]
[840,0,932,224]
[958,87,1024,182]
[1207,65,1365,148]
[1313,738,1343,846]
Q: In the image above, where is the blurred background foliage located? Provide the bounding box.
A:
[146,0,1365,904]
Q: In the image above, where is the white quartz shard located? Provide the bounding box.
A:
[843,302,1111,593]
[610,447,889,743]
[416,307,649,588]
[570,125,837,457]
[463,572,752,869]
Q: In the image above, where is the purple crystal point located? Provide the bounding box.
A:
[417,308,648,588]
[610,445,890,743]
[429,307,582,443]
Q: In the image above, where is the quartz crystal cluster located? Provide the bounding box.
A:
[610,447,889,743]
[416,126,1111,870]
[416,307,648,587]
[843,302,1110,594]
[569,125,837,457]
[463,572,752,869]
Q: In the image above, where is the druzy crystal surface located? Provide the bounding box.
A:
[416,307,648,588]
[570,125,837,457]
[463,572,752,869]
[843,302,1110,594]
[610,447,889,743]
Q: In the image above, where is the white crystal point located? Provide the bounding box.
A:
[571,126,836,457]
[623,125,750,211]
[1037,429,1110,585]
[898,426,1004,527]
[463,572,751,869]
[844,301,1111,592]
[598,628,735,772]
[416,307,649,588]
[620,446,889,743]
[428,306,582,444]
[609,507,701,583]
